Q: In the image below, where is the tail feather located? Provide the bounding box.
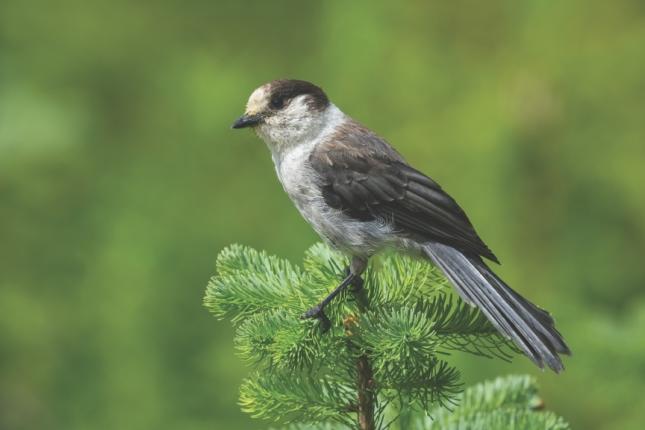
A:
[423,242,570,372]
[483,271,571,356]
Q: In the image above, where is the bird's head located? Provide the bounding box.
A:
[232,79,332,149]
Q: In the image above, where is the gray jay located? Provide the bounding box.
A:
[232,79,570,372]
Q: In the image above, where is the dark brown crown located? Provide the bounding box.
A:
[268,79,330,111]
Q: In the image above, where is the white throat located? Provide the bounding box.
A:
[260,103,347,166]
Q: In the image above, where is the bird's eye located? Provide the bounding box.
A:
[270,96,286,110]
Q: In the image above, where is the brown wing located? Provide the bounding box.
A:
[310,127,499,263]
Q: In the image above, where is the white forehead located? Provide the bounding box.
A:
[245,85,270,114]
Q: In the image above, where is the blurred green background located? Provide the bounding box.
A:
[1,1,644,429]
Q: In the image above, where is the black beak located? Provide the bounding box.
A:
[231,114,262,129]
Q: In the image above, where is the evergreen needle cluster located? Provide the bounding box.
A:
[204,243,569,429]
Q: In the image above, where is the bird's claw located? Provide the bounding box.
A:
[301,304,331,333]
[302,304,323,319]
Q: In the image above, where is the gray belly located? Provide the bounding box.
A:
[276,145,396,257]
[287,183,395,257]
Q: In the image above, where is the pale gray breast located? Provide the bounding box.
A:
[275,143,345,242]
[274,142,322,210]
[274,141,396,256]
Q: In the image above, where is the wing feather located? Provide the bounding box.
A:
[310,127,498,262]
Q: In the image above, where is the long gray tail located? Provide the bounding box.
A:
[423,242,570,372]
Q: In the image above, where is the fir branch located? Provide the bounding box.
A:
[379,359,462,412]
[271,423,350,430]
[363,252,448,307]
[415,375,571,430]
[234,310,328,369]
[240,371,356,427]
[359,305,440,375]
[424,294,520,360]
[302,243,347,283]
[204,245,304,321]
[205,243,570,430]
[456,374,543,412]
[421,409,571,430]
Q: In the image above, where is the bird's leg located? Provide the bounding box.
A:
[346,266,365,293]
[346,266,369,313]
[302,272,355,330]
[302,257,367,332]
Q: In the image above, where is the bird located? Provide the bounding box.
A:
[231,79,570,372]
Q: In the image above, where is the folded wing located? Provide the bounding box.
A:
[309,128,498,263]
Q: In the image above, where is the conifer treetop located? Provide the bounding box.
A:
[204,243,569,429]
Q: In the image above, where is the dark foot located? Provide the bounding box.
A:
[350,275,364,293]
[301,267,361,333]
[301,304,331,333]
[302,303,323,319]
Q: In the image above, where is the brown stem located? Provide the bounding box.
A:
[357,354,376,430]
[344,282,376,430]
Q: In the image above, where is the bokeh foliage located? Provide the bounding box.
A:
[1,1,644,429]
